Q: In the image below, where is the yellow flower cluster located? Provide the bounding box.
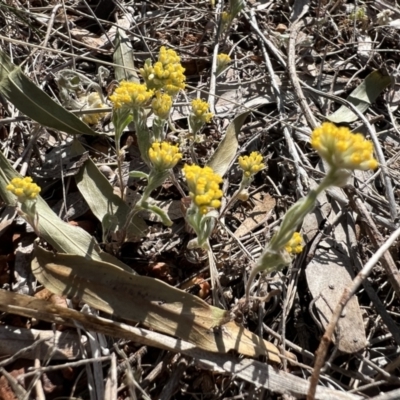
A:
[81,92,107,125]
[238,151,264,177]
[149,141,182,170]
[311,122,378,171]
[109,81,154,109]
[183,165,223,214]
[191,99,213,124]
[152,92,172,120]
[140,46,186,96]
[284,232,304,255]
[217,53,231,68]
[6,177,41,202]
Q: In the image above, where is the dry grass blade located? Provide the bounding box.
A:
[0,289,362,400]
[32,245,281,361]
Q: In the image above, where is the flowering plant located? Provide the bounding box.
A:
[183,165,223,250]
[106,47,187,229]
[129,142,182,227]
[245,122,378,298]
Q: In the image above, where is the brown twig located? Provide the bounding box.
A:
[307,224,400,399]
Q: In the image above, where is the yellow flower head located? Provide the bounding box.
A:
[191,99,213,124]
[221,11,231,24]
[183,165,223,214]
[152,91,172,120]
[140,47,186,96]
[149,141,182,171]
[81,92,107,125]
[217,53,231,68]
[238,151,264,178]
[285,232,304,255]
[311,122,378,171]
[109,81,154,109]
[6,177,41,202]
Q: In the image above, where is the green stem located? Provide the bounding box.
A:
[245,167,341,301]
[115,140,125,201]
[153,117,166,141]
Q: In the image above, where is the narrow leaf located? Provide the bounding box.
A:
[0,51,97,136]
[327,70,391,124]
[0,149,129,270]
[207,112,249,176]
[129,171,149,179]
[75,155,147,239]
[32,245,281,361]
[113,30,139,83]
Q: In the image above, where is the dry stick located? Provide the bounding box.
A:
[33,347,46,400]
[104,353,117,400]
[0,368,28,398]
[158,357,188,400]
[249,9,307,196]
[0,34,306,136]
[0,35,129,72]
[243,11,287,68]
[61,0,76,70]
[288,19,319,130]
[345,186,400,297]
[80,0,115,49]
[351,254,400,346]
[307,224,400,400]
[35,3,62,69]
[20,356,112,380]
[207,0,223,114]
[262,322,374,384]
[0,290,360,400]
[0,337,49,368]
[303,82,398,222]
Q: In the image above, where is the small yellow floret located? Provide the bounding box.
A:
[238,151,264,178]
[191,99,213,124]
[221,11,231,24]
[311,122,378,171]
[152,92,172,119]
[217,53,231,68]
[183,165,223,214]
[109,81,154,109]
[158,46,181,65]
[6,177,41,202]
[149,141,182,170]
[285,232,304,255]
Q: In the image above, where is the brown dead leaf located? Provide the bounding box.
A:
[70,28,106,48]
[306,239,367,353]
[0,375,17,400]
[31,245,281,361]
[234,193,276,238]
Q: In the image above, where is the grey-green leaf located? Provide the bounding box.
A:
[75,156,148,239]
[327,70,391,124]
[0,149,129,270]
[0,51,98,136]
[113,30,139,83]
[129,171,149,179]
[207,112,249,177]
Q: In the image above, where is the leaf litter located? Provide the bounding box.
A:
[0,0,400,399]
